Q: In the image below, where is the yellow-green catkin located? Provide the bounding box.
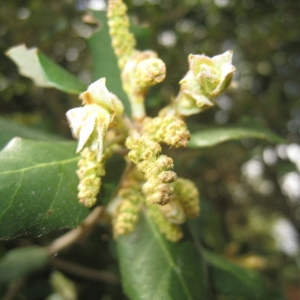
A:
[126,134,177,205]
[133,53,166,90]
[112,183,143,237]
[107,0,136,69]
[122,50,166,94]
[172,178,200,218]
[143,115,190,148]
[77,147,106,208]
[147,205,183,242]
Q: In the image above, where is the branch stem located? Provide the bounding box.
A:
[47,206,104,255]
[51,258,119,284]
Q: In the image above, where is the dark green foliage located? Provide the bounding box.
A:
[0,0,299,299]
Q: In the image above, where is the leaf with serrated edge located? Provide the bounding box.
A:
[0,138,89,240]
[6,44,86,94]
[117,210,211,300]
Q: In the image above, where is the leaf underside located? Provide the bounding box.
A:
[6,44,86,94]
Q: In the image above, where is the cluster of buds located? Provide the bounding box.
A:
[66,0,235,242]
[108,0,166,120]
[122,50,166,94]
[124,115,190,207]
[107,0,136,69]
[169,178,200,220]
[143,115,190,148]
[147,178,200,242]
[112,182,143,238]
[76,148,105,207]
[122,50,166,120]
[126,133,177,205]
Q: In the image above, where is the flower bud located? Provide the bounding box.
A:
[189,50,235,98]
[143,115,190,148]
[172,178,200,218]
[66,78,124,161]
[126,135,161,164]
[66,104,110,160]
[175,51,235,116]
[134,57,166,89]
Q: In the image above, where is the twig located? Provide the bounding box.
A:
[2,278,25,300]
[51,258,119,284]
[46,206,104,255]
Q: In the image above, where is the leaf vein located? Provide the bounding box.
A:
[0,157,78,176]
[0,171,24,222]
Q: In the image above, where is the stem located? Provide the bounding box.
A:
[51,258,119,284]
[47,206,104,255]
[130,96,146,121]
[3,279,25,300]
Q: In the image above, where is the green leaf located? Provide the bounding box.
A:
[6,44,86,94]
[49,271,77,300]
[203,250,271,300]
[116,211,211,300]
[0,246,49,285]
[88,11,131,115]
[188,121,284,148]
[0,138,89,240]
[0,117,64,150]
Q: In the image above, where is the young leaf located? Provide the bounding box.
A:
[0,138,89,240]
[203,250,271,300]
[188,121,284,148]
[0,117,64,150]
[0,246,49,285]
[6,44,86,94]
[88,11,131,115]
[116,211,211,300]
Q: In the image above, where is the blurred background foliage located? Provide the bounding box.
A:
[0,0,300,299]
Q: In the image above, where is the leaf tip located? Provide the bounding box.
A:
[2,137,24,151]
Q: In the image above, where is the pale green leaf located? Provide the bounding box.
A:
[188,121,284,148]
[0,246,49,285]
[6,44,86,94]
